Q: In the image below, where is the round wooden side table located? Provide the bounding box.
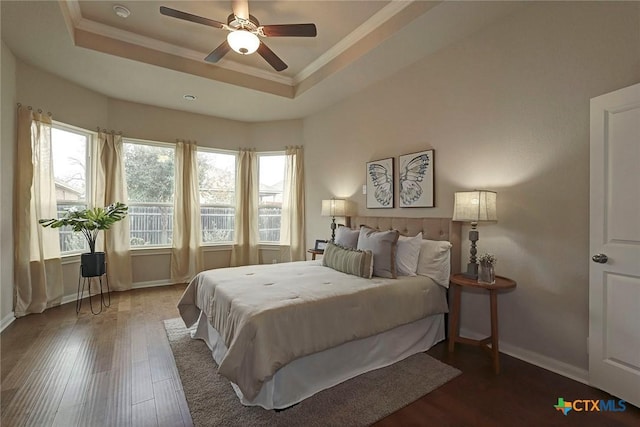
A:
[448,273,517,374]
[307,249,324,260]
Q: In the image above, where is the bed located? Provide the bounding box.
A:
[177,217,461,410]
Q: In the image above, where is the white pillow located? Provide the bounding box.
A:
[396,232,422,276]
[334,226,359,249]
[416,240,452,288]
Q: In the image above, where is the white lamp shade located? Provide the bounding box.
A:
[227,30,260,55]
[452,190,497,223]
[321,199,347,217]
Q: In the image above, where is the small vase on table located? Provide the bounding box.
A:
[478,262,496,285]
[477,252,497,285]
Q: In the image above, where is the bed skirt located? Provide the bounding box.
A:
[192,311,445,410]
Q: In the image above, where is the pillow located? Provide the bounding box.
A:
[322,242,373,279]
[416,239,453,287]
[396,232,423,276]
[357,226,399,278]
[334,226,359,249]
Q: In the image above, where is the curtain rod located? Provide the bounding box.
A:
[97,127,122,135]
[16,103,52,117]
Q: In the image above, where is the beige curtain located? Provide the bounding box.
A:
[13,106,63,317]
[171,141,203,282]
[92,130,133,291]
[230,149,259,266]
[279,146,306,261]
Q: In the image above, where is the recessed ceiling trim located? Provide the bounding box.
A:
[82,20,291,85]
[73,28,295,98]
[70,14,293,86]
[293,0,416,84]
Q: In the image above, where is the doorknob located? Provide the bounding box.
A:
[592,253,608,264]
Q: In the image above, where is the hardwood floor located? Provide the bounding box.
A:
[1,284,638,426]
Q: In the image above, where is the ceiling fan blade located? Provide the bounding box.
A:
[257,42,288,72]
[204,41,231,63]
[261,23,317,37]
[160,6,226,29]
[232,0,250,21]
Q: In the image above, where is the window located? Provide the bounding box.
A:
[123,140,175,247]
[258,153,285,242]
[51,124,90,253]
[197,150,236,243]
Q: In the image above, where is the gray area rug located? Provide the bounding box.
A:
[163,318,461,427]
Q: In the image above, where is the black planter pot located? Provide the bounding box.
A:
[81,252,106,278]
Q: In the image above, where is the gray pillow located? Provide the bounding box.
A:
[357,226,400,278]
[334,226,360,249]
[322,242,373,279]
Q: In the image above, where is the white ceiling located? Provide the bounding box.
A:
[1,1,523,122]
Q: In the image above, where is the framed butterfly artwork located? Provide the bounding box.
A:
[366,157,394,208]
[398,149,435,208]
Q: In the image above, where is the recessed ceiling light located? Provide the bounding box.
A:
[113,5,131,19]
[183,94,197,101]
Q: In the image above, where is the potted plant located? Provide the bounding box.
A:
[39,202,128,277]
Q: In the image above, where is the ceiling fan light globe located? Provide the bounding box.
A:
[227,30,260,55]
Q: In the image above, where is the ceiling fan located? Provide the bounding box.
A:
[159,0,317,72]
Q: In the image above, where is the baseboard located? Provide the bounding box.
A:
[459,327,589,385]
[1,311,16,332]
[131,279,175,289]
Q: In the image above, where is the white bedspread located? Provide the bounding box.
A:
[177,260,448,400]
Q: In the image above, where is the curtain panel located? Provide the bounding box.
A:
[13,106,63,317]
[279,146,306,261]
[171,141,203,282]
[230,149,259,266]
[92,130,133,291]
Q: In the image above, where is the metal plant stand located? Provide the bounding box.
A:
[76,265,111,315]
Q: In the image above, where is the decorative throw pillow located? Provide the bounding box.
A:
[357,226,400,279]
[334,226,360,249]
[322,242,373,279]
[396,232,423,276]
[416,240,452,288]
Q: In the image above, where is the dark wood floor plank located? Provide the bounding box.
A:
[175,387,194,427]
[76,370,110,426]
[152,378,185,427]
[132,360,154,405]
[131,399,159,427]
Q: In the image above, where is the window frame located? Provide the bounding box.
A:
[257,151,286,244]
[51,121,94,256]
[122,137,176,249]
[197,147,237,246]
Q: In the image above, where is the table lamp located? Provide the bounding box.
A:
[321,199,347,242]
[452,190,497,279]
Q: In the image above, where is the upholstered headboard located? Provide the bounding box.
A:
[349,216,461,275]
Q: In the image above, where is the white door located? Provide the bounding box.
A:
[589,82,640,407]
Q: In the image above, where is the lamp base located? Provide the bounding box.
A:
[463,262,478,280]
[330,217,337,243]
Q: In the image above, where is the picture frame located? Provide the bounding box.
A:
[398,149,435,208]
[366,157,394,208]
[314,239,328,251]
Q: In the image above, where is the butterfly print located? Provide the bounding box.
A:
[368,163,393,206]
[399,153,429,206]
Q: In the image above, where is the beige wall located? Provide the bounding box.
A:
[304,1,640,374]
[1,41,17,325]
